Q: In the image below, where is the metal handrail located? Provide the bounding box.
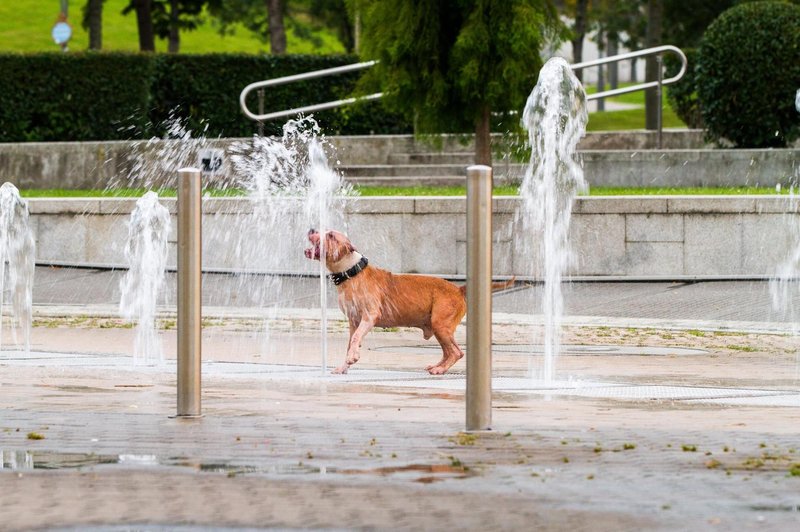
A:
[239,45,687,141]
[239,60,383,122]
[572,45,687,101]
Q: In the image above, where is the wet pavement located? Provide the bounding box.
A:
[1,265,800,530]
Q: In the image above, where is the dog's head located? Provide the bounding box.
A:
[305,229,357,270]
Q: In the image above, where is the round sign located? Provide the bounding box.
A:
[52,21,72,45]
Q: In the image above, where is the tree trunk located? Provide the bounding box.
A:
[570,0,589,83]
[607,35,619,90]
[630,58,638,83]
[596,30,605,112]
[266,0,287,55]
[168,0,180,53]
[87,0,103,50]
[645,0,663,130]
[474,105,492,167]
[134,0,155,52]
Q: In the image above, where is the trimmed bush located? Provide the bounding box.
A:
[665,48,703,129]
[0,52,153,142]
[0,53,411,142]
[696,1,800,148]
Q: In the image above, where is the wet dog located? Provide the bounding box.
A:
[305,229,513,375]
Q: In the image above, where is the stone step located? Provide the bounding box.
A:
[387,152,476,165]
[343,175,469,187]
[338,163,526,178]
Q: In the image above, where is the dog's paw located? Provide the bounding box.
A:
[427,365,447,375]
[332,365,349,375]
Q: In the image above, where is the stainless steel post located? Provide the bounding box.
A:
[466,165,493,431]
[257,89,265,137]
[656,55,663,149]
[177,168,202,418]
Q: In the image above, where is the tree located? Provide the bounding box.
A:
[83,0,105,50]
[124,0,156,51]
[267,0,287,54]
[151,0,206,53]
[662,0,736,49]
[207,0,287,54]
[570,0,590,82]
[644,0,662,130]
[359,0,562,166]
[309,0,356,53]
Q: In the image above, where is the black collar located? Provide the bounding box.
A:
[329,256,369,286]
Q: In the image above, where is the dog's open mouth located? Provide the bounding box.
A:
[304,244,321,260]
[305,229,321,260]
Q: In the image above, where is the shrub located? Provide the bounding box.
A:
[0,52,153,142]
[696,1,800,148]
[0,53,411,142]
[665,48,703,129]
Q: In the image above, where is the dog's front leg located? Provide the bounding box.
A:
[333,316,375,374]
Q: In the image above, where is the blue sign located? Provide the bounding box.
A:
[52,21,72,45]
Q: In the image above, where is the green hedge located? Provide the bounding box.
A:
[696,1,800,148]
[0,53,154,142]
[665,48,703,129]
[0,52,411,142]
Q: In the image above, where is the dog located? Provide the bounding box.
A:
[305,229,514,375]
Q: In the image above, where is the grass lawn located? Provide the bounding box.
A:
[0,0,344,54]
[585,83,686,131]
[18,185,789,199]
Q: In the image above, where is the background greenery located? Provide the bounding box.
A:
[0,0,345,54]
[0,52,411,141]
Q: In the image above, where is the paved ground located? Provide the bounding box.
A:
[2,266,800,531]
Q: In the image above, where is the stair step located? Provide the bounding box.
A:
[338,163,526,178]
[387,152,476,165]
[344,176,468,187]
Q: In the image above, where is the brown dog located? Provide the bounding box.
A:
[305,229,513,375]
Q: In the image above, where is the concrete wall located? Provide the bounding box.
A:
[28,196,800,279]
[1,131,753,189]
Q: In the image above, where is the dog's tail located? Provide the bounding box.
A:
[459,276,516,298]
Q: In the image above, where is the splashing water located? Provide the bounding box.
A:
[518,57,588,383]
[228,117,351,372]
[119,192,172,365]
[770,174,800,380]
[0,183,35,352]
[112,113,349,371]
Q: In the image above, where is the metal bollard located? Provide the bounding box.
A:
[176,168,202,418]
[656,55,663,150]
[466,165,493,431]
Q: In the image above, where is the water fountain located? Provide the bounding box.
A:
[106,114,349,370]
[0,182,35,353]
[517,57,588,384]
[119,191,172,365]
[213,116,350,371]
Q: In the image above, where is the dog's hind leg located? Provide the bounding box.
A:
[427,332,464,375]
[425,301,466,374]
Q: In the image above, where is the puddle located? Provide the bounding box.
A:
[371,343,708,357]
[0,450,468,484]
[749,504,800,513]
[335,463,472,483]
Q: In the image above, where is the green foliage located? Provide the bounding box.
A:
[0,0,346,54]
[663,0,737,48]
[0,52,154,142]
[665,48,702,129]
[358,0,561,135]
[0,52,410,142]
[696,1,800,148]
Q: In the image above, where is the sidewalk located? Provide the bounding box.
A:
[0,266,799,530]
